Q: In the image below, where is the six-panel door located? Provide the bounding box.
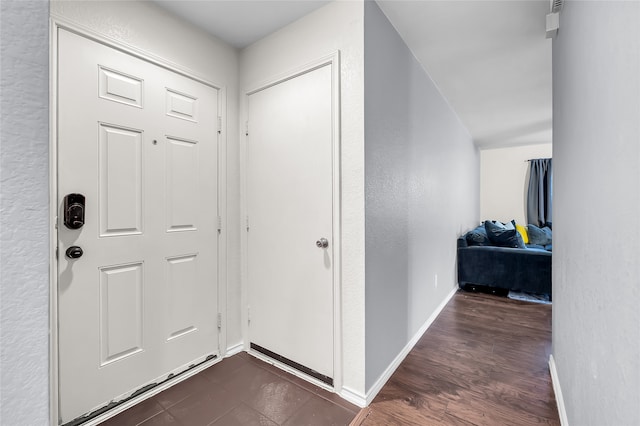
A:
[57,29,219,423]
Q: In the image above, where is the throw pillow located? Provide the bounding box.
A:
[466,225,491,246]
[515,224,529,244]
[528,224,552,246]
[484,221,526,249]
[491,220,507,229]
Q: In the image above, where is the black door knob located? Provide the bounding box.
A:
[66,246,83,259]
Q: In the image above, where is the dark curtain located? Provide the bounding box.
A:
[526,158,553,227]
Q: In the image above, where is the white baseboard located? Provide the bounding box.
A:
[364,287,458,405]
[225,342,244,357]
[549,354,569,426]
[340,386,367,408]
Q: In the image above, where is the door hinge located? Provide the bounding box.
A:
[247,306,251,324]
[245,121,249,136]
[217,216,222,234]
[217,116,222,134]
[55,246,59,260]
[217,313,222,329]
[246,216,249,232]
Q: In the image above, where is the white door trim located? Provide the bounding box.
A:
[240,51,342,393]
[49,17,228,425]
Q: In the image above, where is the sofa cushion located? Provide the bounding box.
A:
[466,225,491,246]
[528,224,552,246]
[485,221,526,249]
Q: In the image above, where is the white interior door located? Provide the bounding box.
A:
[246,63,335,385]
[57,29,219,423]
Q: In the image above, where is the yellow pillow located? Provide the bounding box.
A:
[516,224,529,244]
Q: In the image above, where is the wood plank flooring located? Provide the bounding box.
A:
[356,291,559,426]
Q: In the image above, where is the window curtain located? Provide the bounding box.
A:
[526,158,553,227]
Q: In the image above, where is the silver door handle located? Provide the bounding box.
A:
[316,238,329,249]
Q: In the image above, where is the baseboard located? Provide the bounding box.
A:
[349,407,371,426]
[549,354,569,426]
[364,286,458,405]
[340,386,367,408]
[225,342,244,357]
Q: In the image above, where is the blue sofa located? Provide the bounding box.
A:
[457,222,552,298]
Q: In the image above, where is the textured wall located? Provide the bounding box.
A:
[363,2,479,392]
[240,1,366,397]
[480,143,552,225]
[552,1,640,424]
[0,1,51,424]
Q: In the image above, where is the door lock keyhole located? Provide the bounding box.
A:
[66,246,83,259]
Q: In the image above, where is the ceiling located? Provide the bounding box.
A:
[153,0,552,149]
[154,1,331,49]
[376,1,552,149]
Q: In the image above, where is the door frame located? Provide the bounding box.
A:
[49,17,228,425]
[240,51,342,392]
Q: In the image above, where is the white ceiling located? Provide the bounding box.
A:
[153,0,552,149]
[377,1,552,149]
[153,1,331,49]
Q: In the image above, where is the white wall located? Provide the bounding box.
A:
[480,143,551,225]
[0,1,50,424]
[239,1,366,398]
[552,1,640,425]
[363,2,479,392]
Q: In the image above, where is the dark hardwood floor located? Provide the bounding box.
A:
[356,291,559,425]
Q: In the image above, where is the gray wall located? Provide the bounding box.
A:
[364,2,479,391]
[0,1,51,424]
[552,1,640,424]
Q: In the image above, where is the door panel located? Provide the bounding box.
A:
[165,254,199,340]
[98,123,144,236]
[57,29,219,423]
[99,263,144,365]
[247,64,334,382]
[166,136,199,231]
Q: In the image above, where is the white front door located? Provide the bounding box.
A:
[57,29,220,423]
[246,62,335,385]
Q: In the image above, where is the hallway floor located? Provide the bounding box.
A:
[100,352,359,426]
[101,290,559,426]
[356,291,560,425]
